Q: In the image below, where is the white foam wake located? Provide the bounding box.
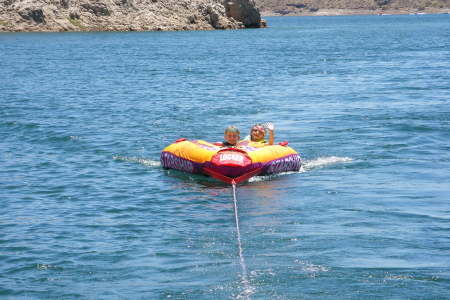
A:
[248,171,300,183]
[303,156,353,171]
[113,155,161,167]
[248,156,352,183]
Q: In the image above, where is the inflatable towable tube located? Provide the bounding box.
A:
[161,139,301,184]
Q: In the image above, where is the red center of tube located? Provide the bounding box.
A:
[211,149,252,168]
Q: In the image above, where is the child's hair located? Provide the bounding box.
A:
[224,125,240,135]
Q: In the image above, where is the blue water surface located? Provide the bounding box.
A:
[1,14,450,299]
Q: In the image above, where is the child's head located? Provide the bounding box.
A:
[250,124,265,142]
[224,126,240,145]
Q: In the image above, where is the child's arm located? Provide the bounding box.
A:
[268,130,274,145]
[264,122,275,145]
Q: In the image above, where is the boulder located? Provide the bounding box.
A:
[225,0,261,28]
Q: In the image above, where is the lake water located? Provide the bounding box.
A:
[1,14,449,299]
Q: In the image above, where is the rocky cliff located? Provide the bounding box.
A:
[0,0,264,32]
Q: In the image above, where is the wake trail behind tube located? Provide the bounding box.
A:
[113,155,161,167]
[248,156,353,183]
[232,183,254,299]
[302,156,353,171]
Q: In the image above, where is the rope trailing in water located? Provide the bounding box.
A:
[231,182,251,293]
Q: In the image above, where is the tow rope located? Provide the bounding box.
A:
[232,182,252,298]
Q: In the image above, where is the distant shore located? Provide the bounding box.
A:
[261,8,450,17]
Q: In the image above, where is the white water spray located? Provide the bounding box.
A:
[248,156,353,183]
[302,156,353,171]
[113,155,161,167]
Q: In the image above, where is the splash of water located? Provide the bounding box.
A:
[248,171,300,183]
[303,156,353,171]
[113,155,161,167]
[248,156,352,183]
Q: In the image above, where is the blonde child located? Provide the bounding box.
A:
[221,126,240,147]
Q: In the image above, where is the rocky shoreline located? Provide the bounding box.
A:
[0,0,265,32]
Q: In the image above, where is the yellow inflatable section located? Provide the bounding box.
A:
[162,140,219,164]
[242,141,299,164]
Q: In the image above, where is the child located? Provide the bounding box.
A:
[221,125,240,147]
[248,122,274,145]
